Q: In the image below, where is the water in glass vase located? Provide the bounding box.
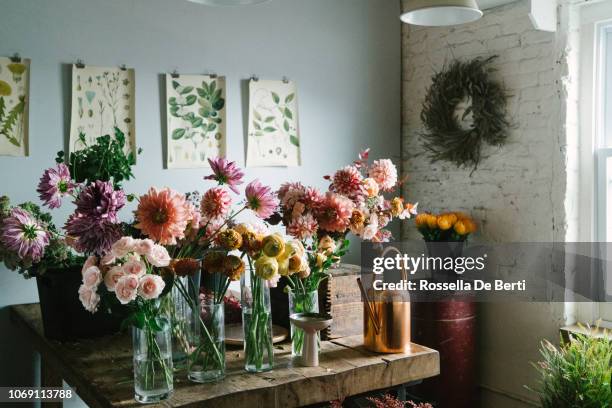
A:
[132,325,174,403]
[242,309,274,372]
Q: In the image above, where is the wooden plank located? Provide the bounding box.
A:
[41,358,63,408]
[10,304,439,408]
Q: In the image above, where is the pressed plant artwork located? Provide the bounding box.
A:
[246,79,300,167]
[165,74,226,168]
[69,65,136,157]
[0,56,30,157]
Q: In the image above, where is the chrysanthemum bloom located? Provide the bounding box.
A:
[316,192,355,233]
[0,207,49,262]
[331,166,365,200]
[135,187,191,245]
[37,164,75,209]
[368,159,398,191]
[287,213,318,240]
[204,157,245,194]
[303,186,324,209]
[65,214,123,254]
[245,180,279,219]
[200,187,232,220]
[75,181,126,222]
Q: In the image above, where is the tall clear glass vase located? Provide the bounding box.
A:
[288,290,319,358]
[132,323,174,403]
[241,268,274,372]
[187,296,226,382]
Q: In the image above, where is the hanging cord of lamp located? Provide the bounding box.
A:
[400,0,483,26]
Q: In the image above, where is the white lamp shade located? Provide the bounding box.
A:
[186,0,269,6]
[400,0,483,26]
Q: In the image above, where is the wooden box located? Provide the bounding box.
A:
[270,264,363,340]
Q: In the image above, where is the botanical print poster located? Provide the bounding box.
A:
[166,74,226,168]
[246,79,300,167]
[0,57,30,156]
[69,65,135,155]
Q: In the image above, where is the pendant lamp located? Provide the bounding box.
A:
[401,0,483,26]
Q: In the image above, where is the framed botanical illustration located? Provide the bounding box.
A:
[0,56,30,157]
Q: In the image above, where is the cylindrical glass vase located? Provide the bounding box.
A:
[288,290,319,357]
[241,269,274,372]
[132,324,174,403]
[187,296,226,382]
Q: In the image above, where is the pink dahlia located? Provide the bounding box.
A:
[135,187,191,245]
[331,165,365,200]
[278,182,305,210]
[245,180,279,219]
[316,192,355,233]
[368,159,398,191]
[204,157,244,194]
[287,214,318,240]
[303,187,325,208]
[37,164,75,209]
[0,207,49,262]
[65,214,123,254]
[75,181,126,222]
[201,187,232,220]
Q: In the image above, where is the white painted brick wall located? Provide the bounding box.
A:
[400,0,573,405]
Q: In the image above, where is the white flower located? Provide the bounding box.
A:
[145,245,171,267]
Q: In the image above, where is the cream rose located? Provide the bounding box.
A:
[134,238,155,256]
[78,284,100,313]
[82,266,102,288]
[115,275,139,304]
[111,236,135,258]
[100,252,116,266]
[104,266,125,292]
[81,255,98,276]
[145,245,171,267]
[138,275,165,300]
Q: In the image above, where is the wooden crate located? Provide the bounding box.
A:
[270,264,363,340]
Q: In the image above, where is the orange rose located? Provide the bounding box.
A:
[454,220,468,235]
[415,213,429,228]
[426,214,438,229]
[437,215,452,230]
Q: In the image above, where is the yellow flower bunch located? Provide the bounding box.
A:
[415,211,477,242]
[255,234,310,281]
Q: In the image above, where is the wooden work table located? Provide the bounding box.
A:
[10,303,439,407]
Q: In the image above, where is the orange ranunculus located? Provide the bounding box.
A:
[437,215,453,230]
[426,214,438,229]
[454,220,468,235]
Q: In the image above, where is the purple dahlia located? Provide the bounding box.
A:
[74,180,126,222]
[65,213,123,255]
[36,163,76,209]
[0,207,49,262]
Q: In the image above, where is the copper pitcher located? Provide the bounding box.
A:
[359,246,411,353]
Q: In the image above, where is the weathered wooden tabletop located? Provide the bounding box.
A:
[10,303,439,408]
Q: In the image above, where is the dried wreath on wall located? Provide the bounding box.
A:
[420,56,510,170]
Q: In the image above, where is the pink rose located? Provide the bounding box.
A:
[111,236,135,258]
[78,284,100,313]
[115,275,139,304]
[122,256,146,278]
[82,266,102,288]
[138,275,165,300]
[145,245,171,267]
[104,266,125,292]
[134,238,155,256]
[81,255,98,276]
[100,253,116,266]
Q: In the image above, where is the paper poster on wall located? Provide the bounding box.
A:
[246,79,300,167]
[0,56,30,156]
[69,65,135,155]
[166,74,226,168]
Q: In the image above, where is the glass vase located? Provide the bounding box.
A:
[241,269,274,372]
[288,290,319,358]
[161,270,201,367]
[187,296,226,382]
[132,323,174,403]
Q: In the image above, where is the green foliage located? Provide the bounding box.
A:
[56,127,139,189]
[0,95,25,147]
[420,56,510,171]
[532,329,612,408]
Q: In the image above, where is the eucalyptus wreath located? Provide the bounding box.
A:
[419,56,510,170]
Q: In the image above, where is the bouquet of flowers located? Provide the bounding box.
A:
[414,212,477,242]
[275,149,417,355]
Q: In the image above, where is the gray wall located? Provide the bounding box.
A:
[0,0,401,402]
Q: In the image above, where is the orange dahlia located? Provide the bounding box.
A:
[135,187,192,245]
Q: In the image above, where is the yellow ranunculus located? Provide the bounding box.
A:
[262,233,285,258]
[217,228,243,251]
[288,254,304,272]
[255,256,279,280]
[278,256,291,276]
